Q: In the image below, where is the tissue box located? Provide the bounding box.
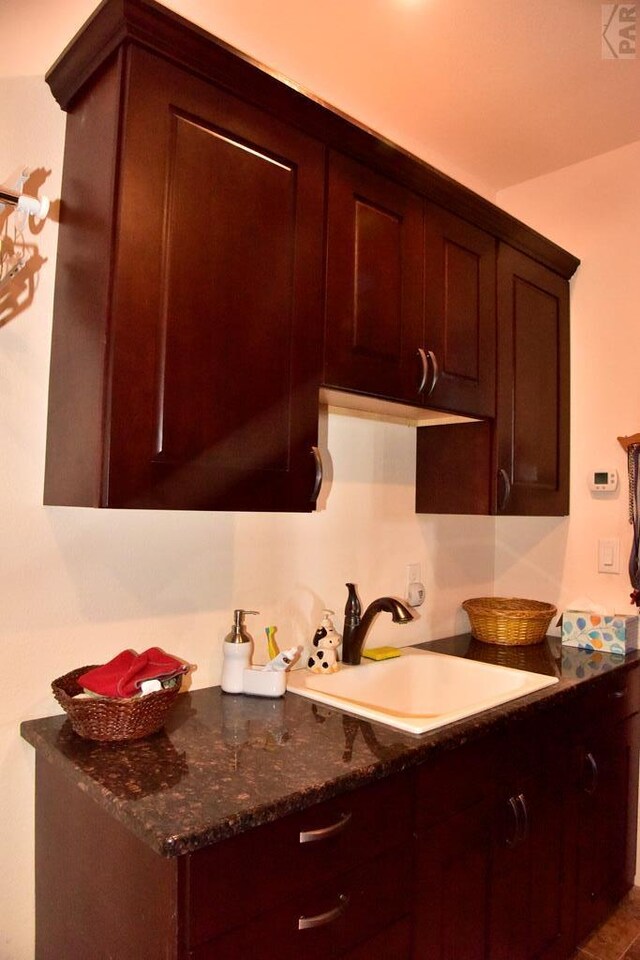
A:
[561,610,639,655]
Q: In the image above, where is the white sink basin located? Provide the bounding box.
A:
[286,647,558,734]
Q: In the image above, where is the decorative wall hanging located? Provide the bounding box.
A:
[0,168,50,326]
[617,434,640,607]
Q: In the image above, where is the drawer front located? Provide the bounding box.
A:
[189,847,412,960]
[187,772,413,945]
[342,916,413,959]
[417,738,498,830]
[574,664,640,730]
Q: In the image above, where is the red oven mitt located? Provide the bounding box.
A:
[79,648,187,698]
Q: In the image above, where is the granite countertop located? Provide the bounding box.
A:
[21,635,640,858]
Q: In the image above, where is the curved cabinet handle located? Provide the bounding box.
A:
[299,811,352,844]
[417,348,429,395]
[311,446,323,502]
[506,794,522,848]
[298,893,349,931]
[584,751,598,796]
[498,468,512,512]
[516,793,529,842]
[426,349,440,397]
[610,688,626,700]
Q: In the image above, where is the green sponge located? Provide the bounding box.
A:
[362,646,401,661]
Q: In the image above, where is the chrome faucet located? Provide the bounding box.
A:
[341,583,413,665]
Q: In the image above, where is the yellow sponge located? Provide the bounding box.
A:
[362,646,401,661]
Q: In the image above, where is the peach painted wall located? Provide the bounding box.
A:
[495,139,640,622]
[0,73,496,958]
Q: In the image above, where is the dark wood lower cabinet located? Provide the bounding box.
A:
[32,668,640,960]
[573,714,640,944]
[413,672,640,960]
[414,733,571,960]
[489,768,569,960]
[415,797,493,959]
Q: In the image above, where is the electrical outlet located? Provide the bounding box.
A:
[406,563,425,607]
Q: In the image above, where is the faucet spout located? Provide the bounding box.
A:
[341,584,413,665]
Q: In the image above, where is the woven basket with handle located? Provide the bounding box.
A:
[462,597,557,647]
[52,665,182,741]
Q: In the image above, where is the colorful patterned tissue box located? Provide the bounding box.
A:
[561,610,639,655]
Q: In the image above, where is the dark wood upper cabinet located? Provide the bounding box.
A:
[45,46,325,510]
[416,245,570,517]
[324,152,425,403]
[43,0,579,513]
[424,204,496,418]
[323,177,497,416]
[496,245,570,516]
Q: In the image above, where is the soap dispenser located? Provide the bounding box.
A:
[221,609,258,694]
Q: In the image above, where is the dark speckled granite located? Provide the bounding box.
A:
[21,635,640,857]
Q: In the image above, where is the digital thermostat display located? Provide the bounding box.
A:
[589,470,618,493]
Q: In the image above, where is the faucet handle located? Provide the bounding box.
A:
[345,583,361,621]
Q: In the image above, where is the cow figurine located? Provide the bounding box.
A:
[307,610,341,674]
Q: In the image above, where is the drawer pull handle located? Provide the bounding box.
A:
[517,793,529,842]
[299,811,352,844]
[298,893,349,931]
[585,751,598,795]
[610,689,626,699]
[506,795,522,848]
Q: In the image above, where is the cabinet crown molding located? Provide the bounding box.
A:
[46,0,579,280]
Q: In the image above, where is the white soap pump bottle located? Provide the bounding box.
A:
[221,609,259,694]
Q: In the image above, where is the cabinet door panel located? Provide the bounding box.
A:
[343,917,412,959]
[491,777,568,960]
[496,246,569,516]
[526,776,569,960]
[107,48,324,510]
[324,151,424,403]
[424,205,496,417]
[160,112,297,471]
[574,715,640,942]
[490,795,529,960]
[415,802,492,959]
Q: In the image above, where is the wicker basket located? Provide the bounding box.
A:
[462,597,557,647]
[52,665,182,741]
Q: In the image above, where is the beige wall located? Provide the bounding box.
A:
[0,75,496,959]
[495,139,640,620]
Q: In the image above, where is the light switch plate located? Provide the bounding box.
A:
[598,538,620,574]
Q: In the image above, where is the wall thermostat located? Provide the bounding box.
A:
[589,470,618,493]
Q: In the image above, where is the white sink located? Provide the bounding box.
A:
[286,647,558,734]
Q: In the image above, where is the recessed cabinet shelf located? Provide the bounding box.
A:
[320,388,480,428]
